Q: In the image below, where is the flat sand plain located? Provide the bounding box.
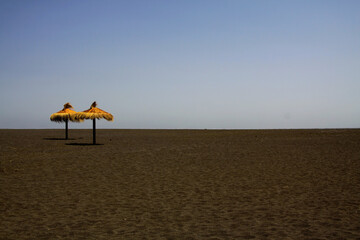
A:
[1,129,360,239]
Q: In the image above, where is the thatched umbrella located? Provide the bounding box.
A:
[74,102,113,144]
[50,103,82,139]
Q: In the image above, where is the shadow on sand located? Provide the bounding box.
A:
[66,143,104,146]
[43,138,76,140]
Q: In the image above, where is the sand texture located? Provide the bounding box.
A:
[1,129,360,239]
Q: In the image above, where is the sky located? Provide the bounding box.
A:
[0,0,359,129]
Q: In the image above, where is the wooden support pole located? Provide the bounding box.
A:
[93,119,96,145]
[65,119,68,140]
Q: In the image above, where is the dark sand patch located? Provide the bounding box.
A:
[44,138,76,141]
[1,129,360,239]
[66,143,104,146]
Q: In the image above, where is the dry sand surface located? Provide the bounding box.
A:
[1,129,360,239]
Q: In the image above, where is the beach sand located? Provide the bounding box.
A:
[1,129,360,239]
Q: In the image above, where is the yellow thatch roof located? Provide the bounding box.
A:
[74,102,114,121]
[50,103,83,122]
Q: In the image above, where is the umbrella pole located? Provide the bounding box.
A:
[93,119,96,145]
[65,119,68,140]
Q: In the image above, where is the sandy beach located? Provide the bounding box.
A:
[1,129,359,239]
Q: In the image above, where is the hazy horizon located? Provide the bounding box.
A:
[1,127,360,130]
[1,0,359,129]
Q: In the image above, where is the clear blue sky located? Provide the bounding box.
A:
[0,0,359,129]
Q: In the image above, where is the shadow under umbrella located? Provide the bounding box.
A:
[66,143,104,146]
[43,137,76,140]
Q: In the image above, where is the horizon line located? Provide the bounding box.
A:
[1,128,359,131]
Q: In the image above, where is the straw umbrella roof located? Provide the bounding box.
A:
[75,102,114,121]
[50,103,82,122]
